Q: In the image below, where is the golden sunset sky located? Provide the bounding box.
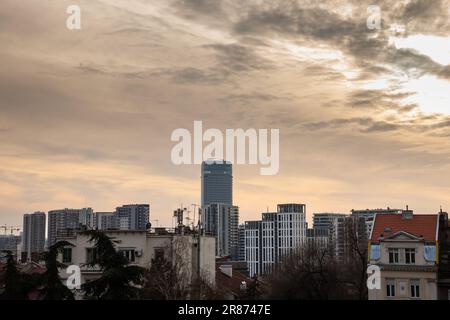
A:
[1,0,450,228]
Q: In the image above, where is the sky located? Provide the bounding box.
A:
[1,0,450,230]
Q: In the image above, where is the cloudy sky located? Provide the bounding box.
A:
[1,0,450,228]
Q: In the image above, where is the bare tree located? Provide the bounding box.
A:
[268,219,369,300]
[142,238,192,300]
[269,242,345,299]
[341,217,368,300]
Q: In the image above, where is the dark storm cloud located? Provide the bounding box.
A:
[348,89,417,112]
[231,1,450,84]
[397,0,450,34]
[303,117,402,134]
[234,5,356,40]
[304,114,450,135]
[168,67,230,84]
[205,43,273,72]
[362,121,400,133]
[176,0,224,15]
[385,49,446,78]
[220,92,289,104]
[401,0,443,19]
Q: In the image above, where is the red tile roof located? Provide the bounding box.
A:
[371,214,438,242]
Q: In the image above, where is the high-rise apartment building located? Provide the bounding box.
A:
[201,160,232,207]
[22,212,46,261]
[351,207,406,237]
[245,204,307,277]
[95,212,117,230]
[313,212,347,230]
[312,212,347,256]
[202,203,239,259]
[0,235,21,260]
[48,208,94,246]
[238,224,246,261]
[116,204,150,230]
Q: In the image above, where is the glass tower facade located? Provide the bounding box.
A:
[201,160,233,207]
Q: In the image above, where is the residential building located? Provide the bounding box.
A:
[333,215,367,262]
[116,204,150,230]
[312,213,346,255]
[245,203,307,277]
[216,257,253,299]
[201,160,232,207]
[313,212,347,231]
[306,228,329,249]
[22,212,46,261]
[368,211,441,300]
[48,208,94,246]
[56,229,216,298]
[238,224,246,261]
[202,203,239,259]
[0,235,21,260]
[95,212,117,230]
[351,207,406,238]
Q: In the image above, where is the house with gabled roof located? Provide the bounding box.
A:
[368,209,442,300]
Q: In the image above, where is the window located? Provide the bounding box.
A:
[410,280,420,298]
[119,249,136,263]
[386,280,396,297]
[405,248,416,264]
[86,248,98,264]
[389,248,399,264]
[62,247,72,263]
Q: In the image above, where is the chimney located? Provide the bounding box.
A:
[219,264,233,278]
[402,205,413,220]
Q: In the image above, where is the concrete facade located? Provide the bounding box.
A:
[57,229,216,295]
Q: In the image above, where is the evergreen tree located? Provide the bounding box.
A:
[81,230,145,300]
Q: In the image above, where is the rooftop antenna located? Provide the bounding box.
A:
[173,207,188,234]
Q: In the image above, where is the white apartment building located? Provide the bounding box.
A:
[57,229,216,297]
[245,204,307,277]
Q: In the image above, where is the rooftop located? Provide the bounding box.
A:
[370,213,438,242]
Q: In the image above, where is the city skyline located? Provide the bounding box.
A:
[1,1,450,228]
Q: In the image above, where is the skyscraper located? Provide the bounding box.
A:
[116,204,150,230]
[22,212,46,261]
[245,204,307,277]
[95,212,117,230]
[201,203,239,259]
[48,208,94,246]
[201,160,232,207]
